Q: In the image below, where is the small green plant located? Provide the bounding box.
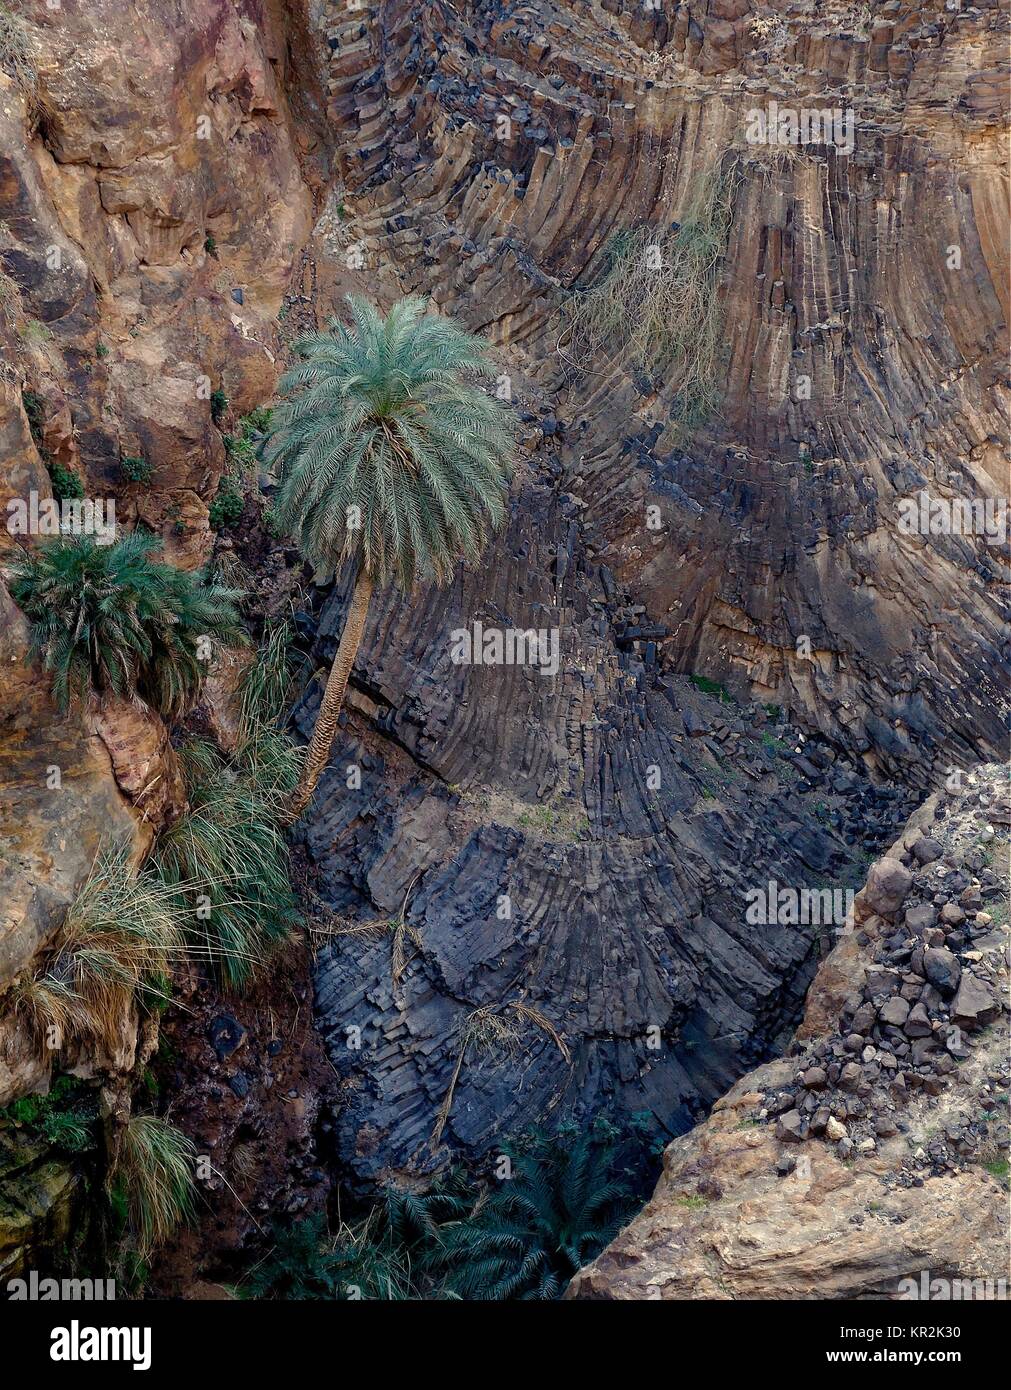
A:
[204,234,218,258]
[118,454,153,485]
[96,342,109,359]
[0,1076,98,1156]
[112,1113,196,1257]
[208,473,244,529]
[984,1158,1008,1183]
[21,387,45,445]
[20,317,50,346]
[210,387,228,423]
[690,674,732,703]
[46,461,85,502]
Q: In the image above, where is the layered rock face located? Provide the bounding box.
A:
[0,0,324,565]
[568,767,1009,1300]
[302,487,895,1182]
[299,0,1007,1183]
[321,0,1009,786]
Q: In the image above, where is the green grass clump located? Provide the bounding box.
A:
[113,1113,196,1257]
[562,165,736,433]
[153,738,299,988]
[690,674,733,704]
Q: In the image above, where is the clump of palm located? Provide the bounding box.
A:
[113,1113,196,1257]
[6,531,246,715]
[433,1127,636,1300]
[152,738,300,989]
[263,295,515,819]
[243,1183,471,1300]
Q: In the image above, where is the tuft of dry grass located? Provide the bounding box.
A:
[431,1001,571,1147]
[4,845,198,1062]
[559,163,738,435]
[0,3,37,94]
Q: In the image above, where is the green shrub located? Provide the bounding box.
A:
[208,474,243,529]
[7,530,246,714]
[119,454,153,485]
[210,387,228,423]
[47,461,85,502]
[0,1076,98,1156]
[21,387,44,445]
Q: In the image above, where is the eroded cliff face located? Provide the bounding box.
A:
[567,767,1009,1300]
[0,0,1006,1293]
[320,0,1009,785]
[1,0,326,568]
[295,0,1008,1183]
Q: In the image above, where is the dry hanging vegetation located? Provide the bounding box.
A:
[559,163,738,434]
[0,2,36,94]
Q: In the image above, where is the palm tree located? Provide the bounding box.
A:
[7,531,245,715]
[433,1128,634,1300]
[264,295,515,820]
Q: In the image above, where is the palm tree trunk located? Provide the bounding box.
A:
[286,570,374,821]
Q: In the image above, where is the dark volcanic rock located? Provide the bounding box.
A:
[299,481,858,1181]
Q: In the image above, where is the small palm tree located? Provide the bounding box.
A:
[7,531,245,716]
[264,295,515,819]
[433,1129,634,1300]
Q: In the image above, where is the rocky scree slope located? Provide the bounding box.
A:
[568,765,1010,1299]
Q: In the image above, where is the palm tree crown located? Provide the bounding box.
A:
[264,295,515,589]
[263,296,516,820]
[7,531,245,716]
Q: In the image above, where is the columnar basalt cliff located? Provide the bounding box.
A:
[319,0,1009,784]
[0,0,1006,1301]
